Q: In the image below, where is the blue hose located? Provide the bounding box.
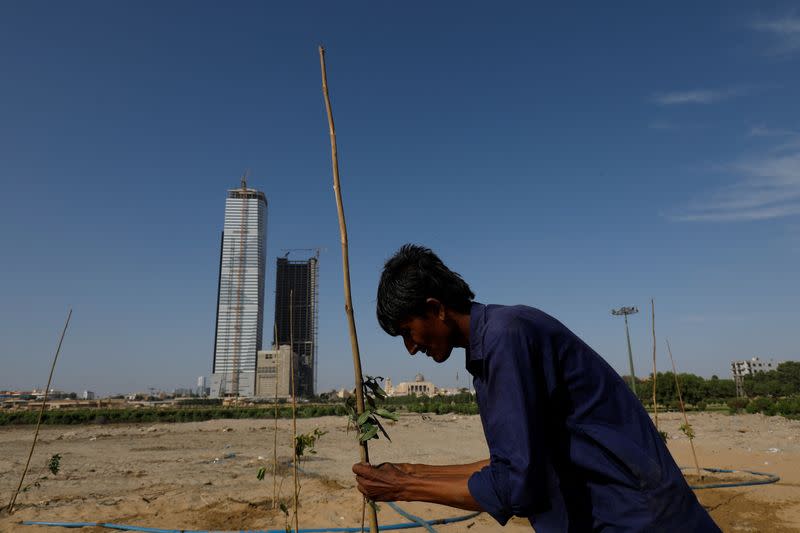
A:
[682,466,780,490]
[21,511,481,532]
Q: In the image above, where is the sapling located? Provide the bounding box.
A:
[346,376,399,443]
[666,339,702,479]
[20,454,62,493]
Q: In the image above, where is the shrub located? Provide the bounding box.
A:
[726,397,749,414]
[746,397,776,416]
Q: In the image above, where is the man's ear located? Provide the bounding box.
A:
[425,298,445,320]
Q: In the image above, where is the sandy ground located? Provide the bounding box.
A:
[0,411,799,532]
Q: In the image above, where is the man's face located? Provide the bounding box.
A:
[396,311,454,364]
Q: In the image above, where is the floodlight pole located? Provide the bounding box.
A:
[612,306,639,395]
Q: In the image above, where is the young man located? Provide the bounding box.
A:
[352,244,720,532]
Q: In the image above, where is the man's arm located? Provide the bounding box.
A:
[392,459,489,477]
[352,462,486,512]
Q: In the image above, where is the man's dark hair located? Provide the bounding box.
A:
[376,244,475,336]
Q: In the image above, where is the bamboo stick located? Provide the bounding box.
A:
[318,45,379,533]
[290,290,299,533]
[651,299,658,429]
[665,339,701,477]
[273,322,279,510]
[7,308,72,514]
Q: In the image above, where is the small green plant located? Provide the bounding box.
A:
[21,454,62,493]
[679,422,695,440]
[47,453,61,475]
[658,430,669,442]
[345,376,399,443]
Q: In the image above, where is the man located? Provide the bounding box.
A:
[353,244,719,532]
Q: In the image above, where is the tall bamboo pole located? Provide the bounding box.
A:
[318,45,379,533]
[290,290,299,533]
[7,308,72,514]
[666,339,701,477]
[651,299,658,430]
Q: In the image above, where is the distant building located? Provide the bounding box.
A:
[731,356,782,378]
[196,376,208,397]
[731,356,784,398]
[385,374,436,397]
[210,176,268,398]
[81,390,95,400]
[255,345,296,399]
[273,254,319,398]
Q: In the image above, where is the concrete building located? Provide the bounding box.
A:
[211,176,268,398]
[385,374,436,397]
[731,356,782,378]
[731,356,784,397]
[255,345,296,399]
[273,254,319,398]
[81,390,95,400]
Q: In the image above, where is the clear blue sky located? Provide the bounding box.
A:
[1,2,798,395]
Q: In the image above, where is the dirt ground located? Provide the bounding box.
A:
[0,411,798,532]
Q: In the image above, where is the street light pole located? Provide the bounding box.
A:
[612,306,639,395]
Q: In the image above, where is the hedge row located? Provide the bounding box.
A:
[0,405,350,426]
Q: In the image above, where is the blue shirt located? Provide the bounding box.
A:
[465,303,720,532]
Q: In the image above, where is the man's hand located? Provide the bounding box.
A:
[352,462,410,501]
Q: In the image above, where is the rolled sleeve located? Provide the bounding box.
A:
[469,317,551,523]
[468,461,513,525]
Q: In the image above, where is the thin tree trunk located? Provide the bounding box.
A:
[318,45,379,533]
[7,309,72,514]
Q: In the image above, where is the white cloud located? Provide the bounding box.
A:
[749,125,796,137]
[753,15,800,55]
[672,147,800,222]
[651,89,741,106]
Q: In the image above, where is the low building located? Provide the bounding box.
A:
[255,345,296,399]
[385,374,436,397]
[82,390,95,400]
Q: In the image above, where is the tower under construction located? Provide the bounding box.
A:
[273,253,319,398]
[210,175,267,397]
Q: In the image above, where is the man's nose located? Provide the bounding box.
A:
[403,336,418,355]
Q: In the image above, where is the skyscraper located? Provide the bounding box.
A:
[273,254,319,398]
[210,176,267,397]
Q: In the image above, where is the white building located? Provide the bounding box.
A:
[81,390,95,400]
[731,356,782,378]
[385,374,436,397]
[211,176,268,398]
[255,345,296,399]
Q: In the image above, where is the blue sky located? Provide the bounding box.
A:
[1,2,798,395]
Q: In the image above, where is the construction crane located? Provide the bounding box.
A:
[280,248,325,259]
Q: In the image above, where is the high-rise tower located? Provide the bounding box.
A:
[273,254,319,398]
[211,175,267,397]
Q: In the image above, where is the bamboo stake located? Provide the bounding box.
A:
[651,299,658,429]
[318,45,379,533]
[7,308,72,514]
[290,290,299,533]
[273,322,279,510]
[665,339,701,477]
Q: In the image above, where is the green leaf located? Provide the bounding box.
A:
[256,467,266,480]
[357,411,371,427]
[359,424,379,442]
[375,408,399,421]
